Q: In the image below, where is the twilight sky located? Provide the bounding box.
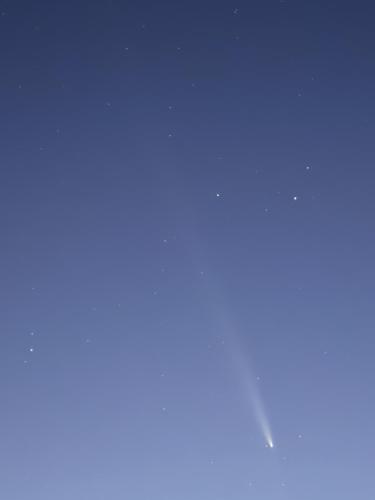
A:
[1,1,375,498]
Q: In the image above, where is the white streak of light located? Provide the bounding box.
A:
[230,339,275,450]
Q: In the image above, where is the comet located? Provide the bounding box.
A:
[249,376,275,450]
[175,188,276,450]
[228,334,275,450]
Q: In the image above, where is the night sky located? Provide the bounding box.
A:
[1,1,375,498]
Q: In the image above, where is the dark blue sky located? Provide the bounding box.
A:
[1,1,375,498]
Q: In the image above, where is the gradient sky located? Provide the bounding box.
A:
[1,1,375,498]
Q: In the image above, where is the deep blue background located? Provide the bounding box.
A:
[1,1,374,498]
